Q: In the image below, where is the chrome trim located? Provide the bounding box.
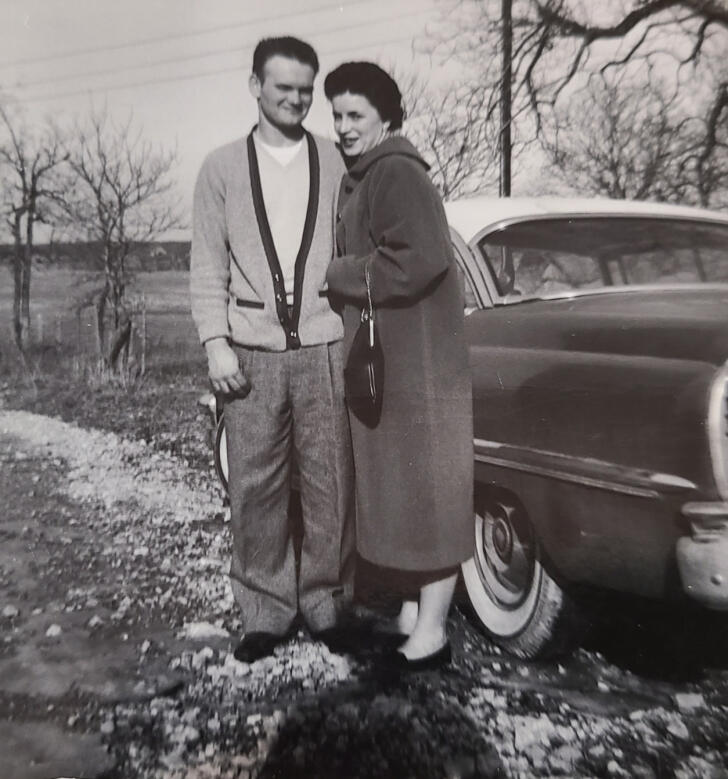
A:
[707,363,728,500]
[474,438,504,450]
[682,502,728,520]
[493,282,728,307]
[450,227,495,308]
[473,437,698,499]
[650,473,699,489]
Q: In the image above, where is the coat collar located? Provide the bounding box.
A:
[343,136,429,179]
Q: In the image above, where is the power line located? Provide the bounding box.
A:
[16,33,418,105]
[12,8,428,91]
[0,0,380,71]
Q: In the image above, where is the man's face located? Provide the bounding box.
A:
[250,55,315,131]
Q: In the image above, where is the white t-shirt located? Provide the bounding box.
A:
[253,134,310,305]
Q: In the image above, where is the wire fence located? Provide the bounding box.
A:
[25,296,202,368]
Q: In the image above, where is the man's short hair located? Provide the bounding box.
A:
[252,37,319,80]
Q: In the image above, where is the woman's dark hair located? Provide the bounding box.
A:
[324,62,404,130]
[252,37,319,79]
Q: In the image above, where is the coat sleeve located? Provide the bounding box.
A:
[190,153,232,345]
[326,156,451,305]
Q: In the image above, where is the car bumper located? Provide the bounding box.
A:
[676,502,728,610]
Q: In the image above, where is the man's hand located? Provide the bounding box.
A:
[205,338,251,397]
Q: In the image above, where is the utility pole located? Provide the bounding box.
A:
[500,0,513,196]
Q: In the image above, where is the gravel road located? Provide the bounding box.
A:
[2,408,728,779]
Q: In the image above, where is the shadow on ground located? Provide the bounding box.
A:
[580,590,728,681]
[257,680,506,779]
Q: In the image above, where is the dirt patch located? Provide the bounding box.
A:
[3,720,115,779]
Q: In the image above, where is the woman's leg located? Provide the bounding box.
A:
[396,599,419,635]
[398,572,458,659]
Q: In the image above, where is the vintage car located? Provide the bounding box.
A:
[213,196,728,659]
[447,196,728,658]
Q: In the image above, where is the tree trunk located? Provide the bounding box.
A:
[11,212,29,352]
[12,252,25,351]
[22,209,34,341]
[95,287,108,363]
[108,319,132,371]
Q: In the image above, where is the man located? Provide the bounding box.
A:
[190,36,354,663]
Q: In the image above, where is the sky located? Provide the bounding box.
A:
[0,0,444,237]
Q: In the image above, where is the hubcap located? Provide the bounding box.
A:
[492,516,513,559]
[476,499,535,609]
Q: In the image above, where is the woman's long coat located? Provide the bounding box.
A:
[326,136,473,571]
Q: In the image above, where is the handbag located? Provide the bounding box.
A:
[344,262,384,424]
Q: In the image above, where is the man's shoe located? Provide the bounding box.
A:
[379,642,452,672]
[312,626,357,654]
[233,632,284,664]
[312,615,413,655]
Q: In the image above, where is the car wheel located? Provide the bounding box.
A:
[461,487,578,659]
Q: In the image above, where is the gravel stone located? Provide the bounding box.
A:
[4,406,728,778]
[674,693,705,711]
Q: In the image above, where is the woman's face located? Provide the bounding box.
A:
[331,91,389,157]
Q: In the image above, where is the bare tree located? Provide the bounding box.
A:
[541,72,728,206]
[422,0,728,197]
[392,64,515,199]
[58,109,181,370]
[521,1,728,122]
[406,80,502,199]
[541,76,686,199]
[0,104,67,351]
[686,78,728,206]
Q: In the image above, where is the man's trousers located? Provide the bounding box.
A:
[225,341,355,635]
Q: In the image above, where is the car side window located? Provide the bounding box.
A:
[480,241,604,297]
[513,250,603,295]
[476,217,728,302]
[624,246,728,284]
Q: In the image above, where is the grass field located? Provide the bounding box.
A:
[0,264,202,368]
[1,264,211,469]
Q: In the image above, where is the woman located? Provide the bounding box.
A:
[324,62,473,670]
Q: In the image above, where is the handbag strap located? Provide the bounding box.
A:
[364,262,375,347]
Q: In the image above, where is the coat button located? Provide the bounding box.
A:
[336,212,341,222]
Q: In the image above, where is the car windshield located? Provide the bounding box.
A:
[477,216,728,300]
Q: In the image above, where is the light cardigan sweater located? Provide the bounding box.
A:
[190,130,346,351]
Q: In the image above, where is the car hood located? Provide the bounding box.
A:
[468,286,728,365]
